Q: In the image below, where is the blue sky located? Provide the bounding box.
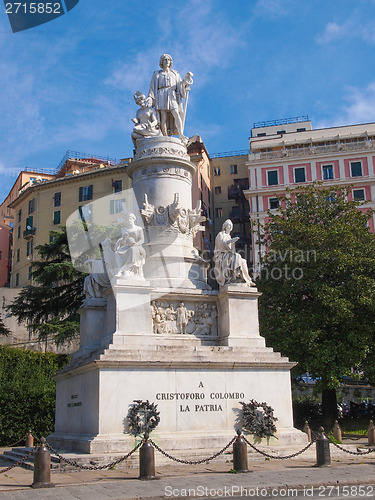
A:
[1,0,375,202]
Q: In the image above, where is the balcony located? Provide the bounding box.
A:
[23,228,36,240]
[251,139,375,161]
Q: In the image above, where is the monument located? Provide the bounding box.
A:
[49,54,306,457]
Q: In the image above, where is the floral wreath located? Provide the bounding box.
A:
[240,399,278,438]
[127,400,160,436]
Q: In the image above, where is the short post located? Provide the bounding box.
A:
[139,433,157,480]
[316,427,331,467]
[31,437,54,489]
[303,421,312,442]
[332,420,342,443]
[26,430,34,448]
[233,430,248,473]
[368,420,375,447]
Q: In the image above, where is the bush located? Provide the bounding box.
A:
[0,346,69,446]
[293,395,322,429]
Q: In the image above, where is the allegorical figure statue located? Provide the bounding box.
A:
[131,90,162,146]
[83,257,110,298]
[147,54,193,143]
[214,219,255,287]
[114,212,146,277]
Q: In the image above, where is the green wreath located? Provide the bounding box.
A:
[240,399,278,438]
[127,400,160,436]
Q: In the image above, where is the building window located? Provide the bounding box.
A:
[297,128,306,132]
[294,167,306,183]
[0,251,2,260]
[27,240,33,256]
[54,192,61,207]
[257,132,266,137]
[322,165,334,180]
[350,161,363,177]
[214,167,221,176]
[79,204,93,223]
[230,165,237,175]
[215,186,222,195]
[215,207,223,218]
[269,198,279,210]
[353,189,365,201]
[17,209,22,223]
[28,266,32,281]
[15,273,19,287]
[110,199,125,214]
[79,185,93,202]
[16,248,20,262]
[113,179,122,194]
[17,226,21,239]
[267,170,279,186]
[277,130,286,135]
[26,216,33,230]
[53,211,61,225]
[28,199,35,214]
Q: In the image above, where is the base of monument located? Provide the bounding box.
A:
[50,343,305,457]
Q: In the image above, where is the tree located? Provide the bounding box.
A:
[0,316,10,337]
[256,183,375,429]
[9,227,84,345]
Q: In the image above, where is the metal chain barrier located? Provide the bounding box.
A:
[149,436,236,465]
[2,433,29,448]
[45,440,143,470]
[242,435,315,460]
[0,447,36,474]
[326,435,375,456]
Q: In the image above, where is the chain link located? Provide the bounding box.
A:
[326,435,375,455]
[242,435,315,460]
[0,447,36,474]
[2,433,29,448]
[149,436,236,465]
[45,441,143,470]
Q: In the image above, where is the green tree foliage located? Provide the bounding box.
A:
[9,227,84,345]
[0,346,69,445]
[0,316,10,337]
[256,184,375,428]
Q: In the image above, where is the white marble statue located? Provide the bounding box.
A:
[83,257,110,298]
[147,54,193,143]
[131,90,162,146]
[214,219,255,287]
[114,212,146,277]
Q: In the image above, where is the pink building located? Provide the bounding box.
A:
[245,117,375,272]
[0,223,11,287]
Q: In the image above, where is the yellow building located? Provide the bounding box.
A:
[210,152,252,265]
[9,156,132,288]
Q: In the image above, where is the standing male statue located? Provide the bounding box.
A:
[147,54,193,143]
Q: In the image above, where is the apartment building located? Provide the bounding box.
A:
[211,152,252,264]
[245,117,375,272]
[8,155,132,288]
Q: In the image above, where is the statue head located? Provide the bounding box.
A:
[134,90,146,106]
[222,219,233,232]
[159,54,173,69]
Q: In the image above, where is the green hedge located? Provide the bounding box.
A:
[0,346,69,446]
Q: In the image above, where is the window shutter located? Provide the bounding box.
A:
[79,187,83,202]
[110,200,114,214]
[88,185,93,200]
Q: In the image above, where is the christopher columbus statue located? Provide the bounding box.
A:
[147,54,193,143]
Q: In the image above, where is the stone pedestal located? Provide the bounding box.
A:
[218,285,265,347]
[78,298,107,352]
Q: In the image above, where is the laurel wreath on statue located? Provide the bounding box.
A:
[240,399,278,438]
[127,400,160,436]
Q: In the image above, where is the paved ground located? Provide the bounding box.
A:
[0,438,374,499]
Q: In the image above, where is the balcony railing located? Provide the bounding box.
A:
[23,228,36,240]
[251,139,374,161]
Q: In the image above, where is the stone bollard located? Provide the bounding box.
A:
[316,427,331,467]
[332,420,342,443]
[31,438,54,488]
[368,420,375,447]
[303,421,312,442]
[233,430,249,473]
[26,430,34,448]
[139,433,157,480]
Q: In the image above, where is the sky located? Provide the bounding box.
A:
[1,0,375,202]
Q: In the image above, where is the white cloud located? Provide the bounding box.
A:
[315,82,375,128]
[317,19,375,45]
[317,22,347,43]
